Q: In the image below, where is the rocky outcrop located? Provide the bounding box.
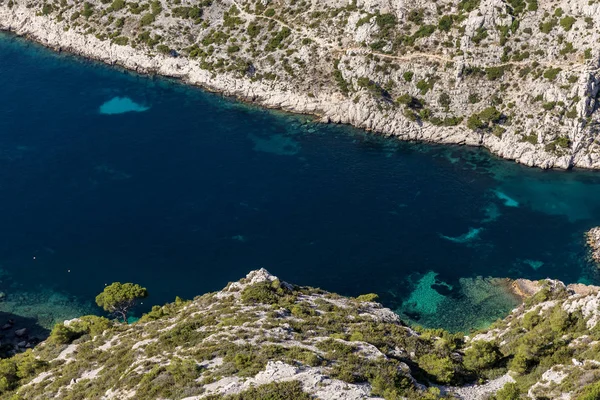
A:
[1,269,599,399]
[2,0,600,169]
[586,226,600,263]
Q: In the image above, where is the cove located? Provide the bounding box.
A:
[1,32,600,333]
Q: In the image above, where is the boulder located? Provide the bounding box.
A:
[15,328,27,337]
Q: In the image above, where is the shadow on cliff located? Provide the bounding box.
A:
[0,311,50,358]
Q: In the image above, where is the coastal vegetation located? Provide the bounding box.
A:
[0,270,597,399]
[4,0,600,168]
[95,282,148,322]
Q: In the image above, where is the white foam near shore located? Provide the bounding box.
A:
[99,97,150,115]
[440,227,483,243]
[493,190,520,207]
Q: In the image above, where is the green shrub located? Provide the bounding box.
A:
[0,351,47,394]
[486,66,505,80]
[463,341,501,371]
[0,359,18,393]
[82,2,94,18]
[110,0,125,11]
[527,0,538,11]
[438,92,451,109]
[467,107,501,131]
[264,8,275,17]
[539,19,557,33]
[416,79,434,95]
[468,93,480,104]
[479,106,501,122]
[266,27,291,51]
[49,323,83,344]
[140,13,155,26]
[438,15,454,32]
[412,25,436,41]
[577,380,600,400]
[560,42,575,55]
[560,16,576,31]
[472,27,488,44]
[49,316,112,344]
[112,36,129,46]
[418,354,455,383]
[375,13,397,36]
[403,71,414,82]
[241,280,291,305]
[247,23,261,38]
[543,67,561,81]
[508,347,531,374]
[356,293,379,302]
[522,133,538,144]
[522,310,542,330]
[407,9,424,25]
[495,382,521,400]
[507,0,526,14]
[397,94,423,109]
[333,72,350,95]
[41,3,53,15]
[459,0,480,12]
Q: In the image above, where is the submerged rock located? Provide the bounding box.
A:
[14,328,27,337]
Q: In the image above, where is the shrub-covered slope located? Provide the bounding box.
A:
[0,269,600,399]
[2,0,600,168]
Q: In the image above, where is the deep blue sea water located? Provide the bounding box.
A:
[1,32,600,332]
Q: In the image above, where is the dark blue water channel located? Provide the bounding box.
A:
[1,32,599,332]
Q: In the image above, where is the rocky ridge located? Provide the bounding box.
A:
[0,269,599,399]
[1,0,600,168]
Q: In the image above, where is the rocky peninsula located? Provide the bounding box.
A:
[2,0,600,168]
[0,269,598,399]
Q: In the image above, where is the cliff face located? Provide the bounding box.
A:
[1,269,600,400]
[1,0,600,169]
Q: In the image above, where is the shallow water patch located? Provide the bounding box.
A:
[493,190,519,207]
[248,133,300,156]
[521,259,544,271]
[99,96,150,115]
[399,271,452,315]
[440,227,483,244]
[397,273,520,332]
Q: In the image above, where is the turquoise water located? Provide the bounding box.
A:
[1,32,600,332]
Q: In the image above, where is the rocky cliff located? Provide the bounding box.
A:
[1,0,600,168]
[0,269,599,399]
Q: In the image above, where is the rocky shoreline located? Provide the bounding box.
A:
[586,226,600,264]
[2,0,600,169]
[3,268,600,399]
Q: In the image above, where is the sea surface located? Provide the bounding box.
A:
[1,32,600,332]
